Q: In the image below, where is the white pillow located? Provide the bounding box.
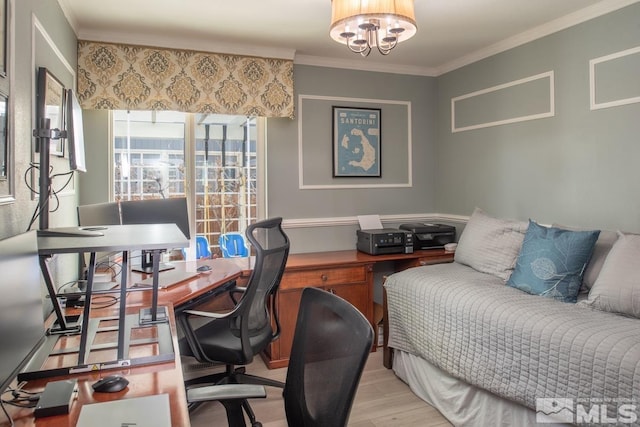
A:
[583,232,640,318]
[454,208,528,281]
[553,224,618,292]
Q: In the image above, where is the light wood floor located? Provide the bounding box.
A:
[185,350,453,427]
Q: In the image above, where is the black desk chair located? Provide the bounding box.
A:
[178,217,289,425]
[188,286,375,427]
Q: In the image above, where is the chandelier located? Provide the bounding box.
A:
[330,0,417,57]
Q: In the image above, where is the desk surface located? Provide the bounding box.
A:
[127,258,245,307]
[37,224,188,255]
[2,258,243,427]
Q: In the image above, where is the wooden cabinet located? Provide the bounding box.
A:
[261,249,454,369]
[265,260,373,368]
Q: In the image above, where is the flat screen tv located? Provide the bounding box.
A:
[66,89,86,172]
[0,231,46,394]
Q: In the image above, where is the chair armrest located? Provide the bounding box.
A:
[182,309,229,319]
[187,384,267,403]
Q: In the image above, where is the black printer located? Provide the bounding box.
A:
[399,223,456,250]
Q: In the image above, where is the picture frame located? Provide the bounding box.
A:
[36,67,65,156]
[0,0,6,77]
[332,106,381,177]
[0,91,6,181]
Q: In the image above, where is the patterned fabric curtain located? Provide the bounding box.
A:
[77,40,294,118]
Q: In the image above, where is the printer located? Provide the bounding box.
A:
[399,223,456,250]
[356,229,414,255]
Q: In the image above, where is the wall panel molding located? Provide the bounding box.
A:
[590,45,640,110]
[298,94,412,189]
[451,71,555,133]
[282,213,468,229]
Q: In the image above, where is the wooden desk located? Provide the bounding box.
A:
[127,258,245,308]
[4,308,189,427]
[263,249,454,368]
[2,260,243,427]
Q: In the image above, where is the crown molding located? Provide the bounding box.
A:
[435,0,640,76]
[294,54,438,77]
[77,29,296,60]
[57,0,80,36]
[63,0,638,76]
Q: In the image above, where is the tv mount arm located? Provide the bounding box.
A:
[33,117,67,231]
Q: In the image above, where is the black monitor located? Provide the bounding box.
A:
[0,231,46,393]
[77,202,121,227]
[65,89,86,172]
[120,197,190,273]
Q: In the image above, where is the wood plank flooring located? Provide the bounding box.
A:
[185,350,453,427]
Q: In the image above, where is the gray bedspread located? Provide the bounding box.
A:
[385,262,640,413]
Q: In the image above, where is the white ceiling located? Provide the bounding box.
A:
[57,0,637,76]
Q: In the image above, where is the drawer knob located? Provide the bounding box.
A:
[320,274,328,281]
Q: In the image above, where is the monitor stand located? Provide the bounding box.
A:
[131,249,175,274]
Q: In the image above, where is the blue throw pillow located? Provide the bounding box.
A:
[507,221,600,303]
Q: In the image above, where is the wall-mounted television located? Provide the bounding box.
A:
[65,89,86,172]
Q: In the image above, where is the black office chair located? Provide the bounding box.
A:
[178,217,290,424]
[188,286,375,427]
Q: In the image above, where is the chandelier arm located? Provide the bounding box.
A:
[375,29,393,55]
[346,37,370,55]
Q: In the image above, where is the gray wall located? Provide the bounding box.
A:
[2,0,78,315]
[1,0,77,240]
[434,3,640,232]
[268,65,438,252]
[77,3,640,254]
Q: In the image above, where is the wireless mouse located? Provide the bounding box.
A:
[92,375,129,393]
[197,265,212,272]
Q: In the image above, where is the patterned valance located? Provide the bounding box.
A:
[77,40,294,118]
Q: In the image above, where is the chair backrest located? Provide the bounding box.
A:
[195,235,212,259]
[219,232,249,258]
[283,287,374,427]
[231,218,289,350]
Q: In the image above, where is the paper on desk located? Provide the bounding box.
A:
[358,215,383,230]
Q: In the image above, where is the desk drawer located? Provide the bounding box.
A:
[280,265,367,290]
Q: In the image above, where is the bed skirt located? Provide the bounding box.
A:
[392,350,570,427]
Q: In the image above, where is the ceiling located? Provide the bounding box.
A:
[57,0,636,76]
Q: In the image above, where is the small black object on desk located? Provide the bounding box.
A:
[92,375,129,393]
[197,265,212,272]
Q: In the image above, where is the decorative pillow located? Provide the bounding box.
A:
[583,232,640,318]
[507,221,600,303]
[454,208,528,281]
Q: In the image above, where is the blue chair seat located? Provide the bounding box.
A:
[218,232,248,258]
[196,235,212,259]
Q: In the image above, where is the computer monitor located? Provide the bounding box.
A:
[77,202,121,227]
[120,197,190,273]
[65,89,86,172]
[0,231,46,393]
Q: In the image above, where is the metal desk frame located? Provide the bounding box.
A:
[19,224,188,381]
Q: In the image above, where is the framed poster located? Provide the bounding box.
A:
[332,106,381,177]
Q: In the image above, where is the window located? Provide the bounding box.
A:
[112,111,260,257]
